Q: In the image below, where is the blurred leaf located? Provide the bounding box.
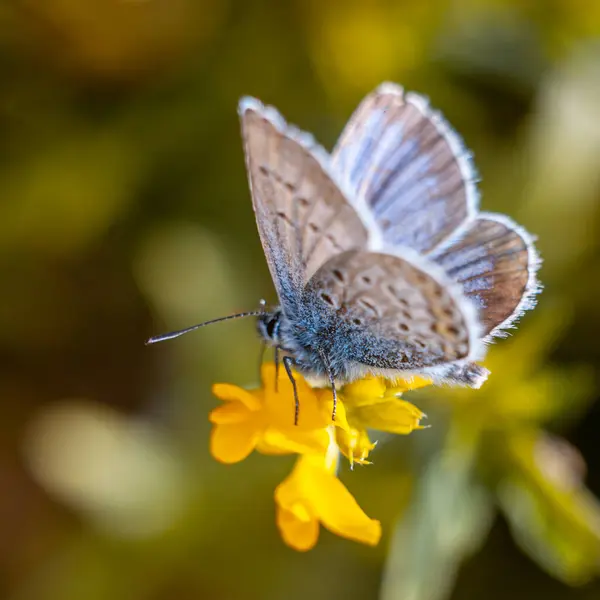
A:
[437,306,594,428]
[301,0,435,102]
[497,429,600,585]
[0,126,143,256]
[18,0,225,83]
[380,445,493,600]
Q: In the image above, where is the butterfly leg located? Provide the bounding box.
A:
[274,346,280,392]
[282,355,300,426]
[318,350,337,422]
[257,342,266,378]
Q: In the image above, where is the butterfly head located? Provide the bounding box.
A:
[257,308,283,346]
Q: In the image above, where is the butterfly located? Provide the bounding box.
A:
[148,82,541,425]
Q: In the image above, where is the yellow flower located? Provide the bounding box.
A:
[210,365,429,467]
[209,363,337,463]
[326,375,430,466]
[209,363,430,551]
[274,439,381,551]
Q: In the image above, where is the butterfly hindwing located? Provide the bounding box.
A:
[432,214,541,338]
[331,83,479,255]
[306,249,485,379]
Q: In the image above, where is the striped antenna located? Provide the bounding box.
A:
[145,311,264,345]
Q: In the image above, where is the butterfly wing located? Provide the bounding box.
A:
[332,83,540,339]
[239,98,370,302]
[306,248,487,386]
[432,214,541,338]
[331,82,479,255]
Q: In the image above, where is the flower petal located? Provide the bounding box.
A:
[341,377,388,406]
[336,426,376,466]
[212,383,262,411]
[261,427,330,456]
[209,422,260,464]
[209,402,251,425]
[297,456,381,546]
[265,370,332,430]
[260,363,279,393]
[352,399,426,434]
[276,505,320,551]
[386,375,432,394]
[316,389,350,432]
[254,438,293,455]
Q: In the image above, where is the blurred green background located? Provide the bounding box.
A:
[2,1,600,599]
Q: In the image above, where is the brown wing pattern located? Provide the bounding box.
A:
[240,99,369,296]
[307,250,477,369]
[432,215,540,337]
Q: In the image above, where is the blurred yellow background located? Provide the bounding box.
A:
[2,1,600,599]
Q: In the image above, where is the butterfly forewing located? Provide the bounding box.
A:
[240,98,369,297]
[306,250,482,373]
[432,214,541,337]
[331,83,478,254]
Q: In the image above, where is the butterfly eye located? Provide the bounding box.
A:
[265,317,280,340]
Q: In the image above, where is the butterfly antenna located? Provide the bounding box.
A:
[145,311,264,345]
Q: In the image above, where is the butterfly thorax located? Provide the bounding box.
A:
[257,299,368,381]
[257,301,491,388]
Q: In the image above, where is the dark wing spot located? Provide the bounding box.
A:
[259,165,269,176]
[320,292,335,306]
[358,298,378,314]
[325,234,343,250]
[352,317,363,325]
[443,306,455,318]
[387,284,410,306]
[432,322,461,339]
[332,269,345,282]
[413,271,430,285]
[398,322,410,332]
[276,211,293,225]
[447,325,460,337]
[298,197,310,207]
[309,222,319,232]
[361,275,372,284]
[285,181,295,192]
